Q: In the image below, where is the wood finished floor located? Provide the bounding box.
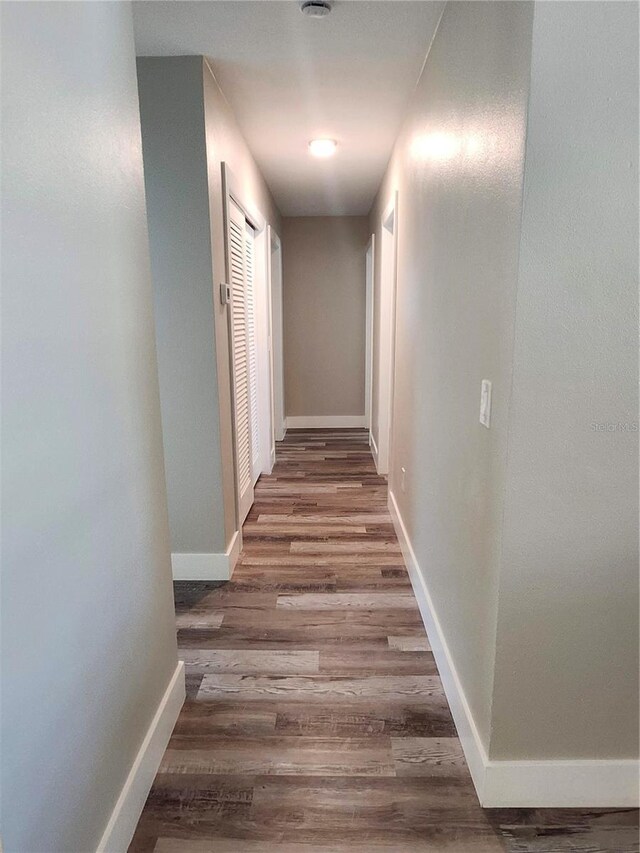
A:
[130,429,639,853]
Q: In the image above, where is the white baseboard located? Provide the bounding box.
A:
[172,530,241,581]
[96,661,185,853]
[369,430,380,473]
[387,489,639,808]
[388,489,488,797]
[228,529,241,575]
[285,415,367,429]
[482,757,640,808]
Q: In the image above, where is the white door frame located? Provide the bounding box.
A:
[365,234,375,431]
[376,192,398,476]
[269,228,285,443]
[222,162,271,526]
[252,223,275,478]
[223,191,254,526]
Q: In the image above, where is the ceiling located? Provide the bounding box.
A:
[133,1,443,217]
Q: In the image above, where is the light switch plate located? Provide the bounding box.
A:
[480,380,492,428]
[220,282,231,305]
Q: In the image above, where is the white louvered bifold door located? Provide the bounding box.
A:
[228,198,254,523]
[245,222,261,484]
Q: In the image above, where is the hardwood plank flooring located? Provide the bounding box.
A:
[130,429,639,853]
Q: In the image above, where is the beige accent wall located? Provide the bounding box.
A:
[371,0,638,762]
[283,216,369,418]
[202,58,282,539]
[2,4,179,850]
[137,56,281,553]
[370,0,533,749]
[490,0,639,760]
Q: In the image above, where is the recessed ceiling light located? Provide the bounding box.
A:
[309,139,337,158]
[300,0,332,18]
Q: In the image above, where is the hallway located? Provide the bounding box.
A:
[3,2,639,849]
[129,431,638,853]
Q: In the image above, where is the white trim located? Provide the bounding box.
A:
[285,416,367,430]
[388,489,639,808]
[365,234,375,431]
[96,661,185,853]
[269,230,286,443]
[227,529,242,574]
[375,192,399,476]
[255,225,275,474]
[388,488,487,796]
[482,758,640,808]
[221,167,255,530]
[250,222,274,478]
[171,530,241,581]
[369,430,380,473]
[220,159,265,234]
[245,220,262,487]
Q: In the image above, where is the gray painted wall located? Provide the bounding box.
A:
[371,0,638,762]
[137,57,226,553]
[370,0,534,747]
[491,0,639,760]
[137,57,282,553]
[283,216,369,418]
[1,4,179,850]
[201,58,283,540]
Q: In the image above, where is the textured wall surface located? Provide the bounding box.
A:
[491,0,639,760]
[283,216,369,418]
[2,4,178,850]
[370,1,534,748]
[372,0,638,763]
[137,57,226,553]
[137,56,282,551]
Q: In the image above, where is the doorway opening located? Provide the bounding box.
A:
[365,233,375,432]
[372,192,398,476]
[269,229,285,444]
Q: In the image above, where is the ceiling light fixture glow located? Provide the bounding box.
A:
[309,138,337,158]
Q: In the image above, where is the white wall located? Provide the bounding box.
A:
[271,235,286,440]
[283,216,369,420]
[1,3,179,851]
[491,0,639,761]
